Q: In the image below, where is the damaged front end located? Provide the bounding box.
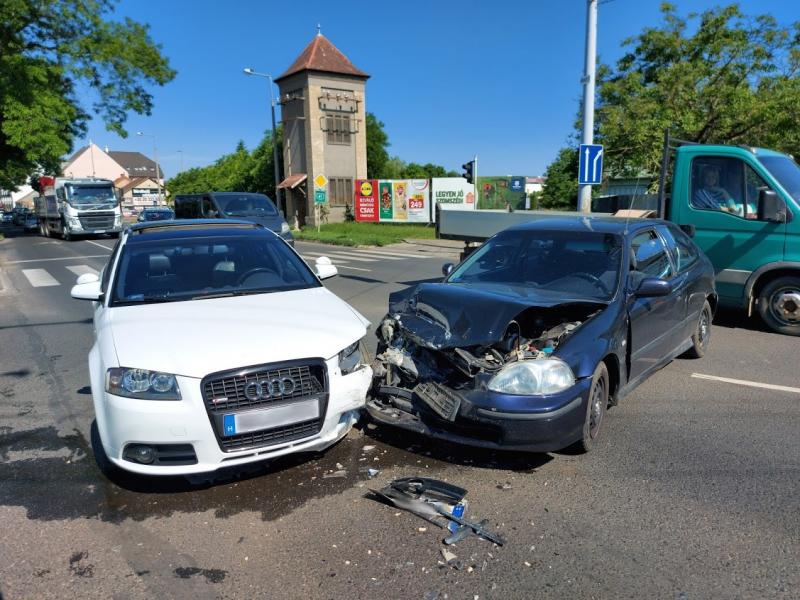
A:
[367,283,604,451]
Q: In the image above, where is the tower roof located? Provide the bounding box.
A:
[275,34,368,83]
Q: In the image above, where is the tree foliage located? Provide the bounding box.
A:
[595,2,800,178]
[365,112,389,179]
[166,129,283,199]
[0,0,176,189]
[539,147,578,210]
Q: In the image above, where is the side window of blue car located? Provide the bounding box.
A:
[631,230,674,279]
[659,225,699,274]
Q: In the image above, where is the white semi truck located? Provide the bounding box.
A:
[35,176,122,240]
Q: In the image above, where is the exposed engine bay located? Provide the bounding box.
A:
[370,298,602,422]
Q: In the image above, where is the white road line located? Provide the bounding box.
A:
[336,264,371,272]
[349,249,425,259]
[302,251,377,263]
[85,240,115,251]
[5,255,108,265]
[21,268,60,287]
[691,373,800,395]
[66,265,99,277]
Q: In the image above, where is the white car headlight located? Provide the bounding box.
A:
[339,340,365,375]
[106,367,181,400]
[488,359,575,396]
[280,221,291,234]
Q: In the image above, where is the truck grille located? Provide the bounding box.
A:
[201,359,328,452]
[79,212,116,230]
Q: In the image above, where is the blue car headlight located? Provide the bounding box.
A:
[106,367,181,400]
[488,359,575,395]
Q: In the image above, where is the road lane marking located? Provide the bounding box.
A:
[691,373,800,395]
[348,249,425,259]
[301,251,377,263]
[301,258,371,273]
[4,255,109,265]
[66,265,99,277]
[21,269,60,287]
[85,240,115,251]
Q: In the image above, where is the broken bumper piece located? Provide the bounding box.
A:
[368,376,592,452]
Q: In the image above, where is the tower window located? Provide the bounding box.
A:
[324,114,352,145]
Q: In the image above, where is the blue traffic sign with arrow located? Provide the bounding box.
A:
[578,143,604,185]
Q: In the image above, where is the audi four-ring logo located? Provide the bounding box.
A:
[243,377,296,400]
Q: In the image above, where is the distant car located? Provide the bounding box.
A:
[12,209,29,226]
[137,208,174,222]
[1,212,12,223]
[174,192,293,245]
[368,217,717,453]
[23,214,39,233]
[70,219,371,476]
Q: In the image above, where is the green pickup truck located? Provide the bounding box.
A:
[436,142,800,336]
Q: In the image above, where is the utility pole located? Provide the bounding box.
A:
[137,131,162,205]
[243,68,284,215]
[579,0,598,213]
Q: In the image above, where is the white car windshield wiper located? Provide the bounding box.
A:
[190,290,267,300]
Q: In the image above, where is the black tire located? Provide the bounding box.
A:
[757,276,800,336]
[574,362,609,453]
[90,420,120,478]
[685,300,712,358]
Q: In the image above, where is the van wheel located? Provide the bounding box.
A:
[573,362,609,453]
[758,276,800,336]
[685,300,712,358]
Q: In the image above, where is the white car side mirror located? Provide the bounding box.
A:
[315,256,338,280]
[71,273,103,301]
[76,272,100,285]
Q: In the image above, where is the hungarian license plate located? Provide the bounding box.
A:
[222,399,319,437]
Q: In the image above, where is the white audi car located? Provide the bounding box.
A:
[71,220,372,476]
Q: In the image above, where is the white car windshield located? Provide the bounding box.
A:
[112,232,319,305]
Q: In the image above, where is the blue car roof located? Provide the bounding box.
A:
[505,214,663,236]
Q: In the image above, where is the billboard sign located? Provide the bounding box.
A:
[354,179,379,222]
[476,176,528,210]
[431,178,476,218]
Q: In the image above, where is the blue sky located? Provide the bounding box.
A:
[76,0,797,179]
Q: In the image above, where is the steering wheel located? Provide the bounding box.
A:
[236,267,277,286]
[571,272,611,295]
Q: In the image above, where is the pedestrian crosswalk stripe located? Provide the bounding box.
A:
[21,269,60,287]
[301,251,378,263]
[300,257,371,273]
[66,265,99,277]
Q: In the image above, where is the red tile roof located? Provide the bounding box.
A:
[275,34,368,82]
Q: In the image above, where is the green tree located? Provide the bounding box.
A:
[539,147,579,210]
[0,0,176,189]
[595,2,800,179]
[366,112,389,179]
[399,162,458,179]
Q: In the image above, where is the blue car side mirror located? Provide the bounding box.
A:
[635,277,671,297]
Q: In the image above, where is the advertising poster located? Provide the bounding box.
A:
[392,181,408,221]
[407,179,430,222]
[379,181,393,220]
[354,179,379,222]
[476,176,528,210]
[431,178,476,220]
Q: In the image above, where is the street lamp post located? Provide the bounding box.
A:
[176,149,184,173]
[243,68,283,215]
[137,131,162,205]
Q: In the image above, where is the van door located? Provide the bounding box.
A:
[682,155,786,306]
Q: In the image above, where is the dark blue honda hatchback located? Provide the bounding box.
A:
[368,216,716,452]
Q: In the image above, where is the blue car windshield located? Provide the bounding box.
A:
[447,228,623,301]
[112,233,319,305]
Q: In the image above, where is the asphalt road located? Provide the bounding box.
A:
[0,224,798,600]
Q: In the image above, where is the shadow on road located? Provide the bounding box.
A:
[712,306,772,334]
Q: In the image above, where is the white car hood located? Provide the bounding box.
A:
[107,287,368,378]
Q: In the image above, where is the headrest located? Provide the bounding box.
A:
[148,254,171,274]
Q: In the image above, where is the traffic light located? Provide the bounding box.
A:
[462,160,474,184]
